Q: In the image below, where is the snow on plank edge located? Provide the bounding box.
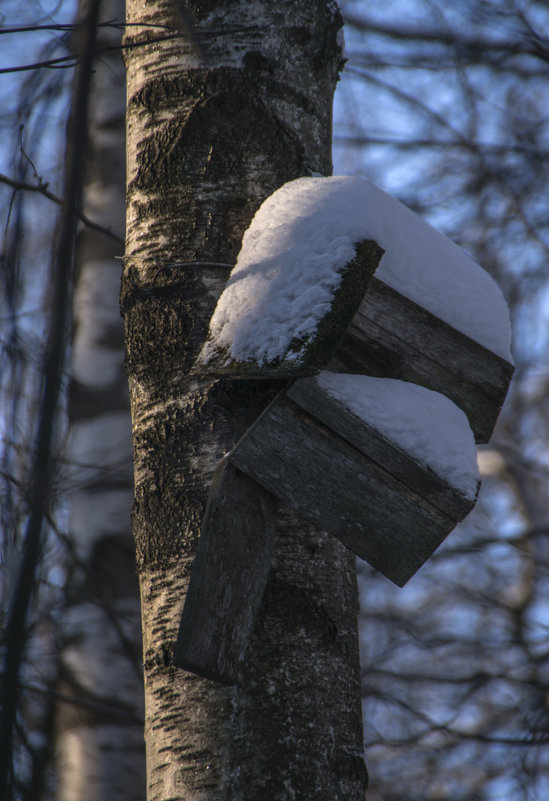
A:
[311,372,479,503]
[195,176,512,376]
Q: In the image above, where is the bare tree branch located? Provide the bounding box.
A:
[0,172,123,244]
[344,13,549,65]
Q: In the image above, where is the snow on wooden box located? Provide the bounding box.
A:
[193,176,513,442]
[195,238,383,377]
[193,177,385,377]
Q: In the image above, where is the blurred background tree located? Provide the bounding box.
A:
[1,0,548,799]
[335,2,549,799]
[0,2,143,799]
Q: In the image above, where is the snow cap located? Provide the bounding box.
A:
[197,176,512,369]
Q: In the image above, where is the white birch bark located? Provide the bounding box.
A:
[56,3,145,799]
[124,2,367,799]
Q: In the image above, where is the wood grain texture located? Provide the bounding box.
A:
[287,376,477,521]
[331,276,514,443]
[229,394,475,586]
[174,458,278,685]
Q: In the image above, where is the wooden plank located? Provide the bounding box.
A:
[286,377,477,521]
[174,458,278,685]
[331,277,514,443]
[192,239,384,378]
[229,395,473,586]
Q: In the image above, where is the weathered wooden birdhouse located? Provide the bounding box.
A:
[176,373,480,683]
[175,176,514,685]
[193,176,514,443]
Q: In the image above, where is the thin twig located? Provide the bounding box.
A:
[0,172,123,244]
[0,26,261,74]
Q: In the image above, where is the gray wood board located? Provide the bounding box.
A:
[287,376,477,521]
[229,395,470,586]
[331,277,514,443]
[174,458,278,684]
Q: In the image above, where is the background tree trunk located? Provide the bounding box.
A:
[123,1,367,799]
[55,3,145,799]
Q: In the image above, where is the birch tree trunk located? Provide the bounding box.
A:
[123,2,367,799]
[56,3,145,799]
